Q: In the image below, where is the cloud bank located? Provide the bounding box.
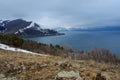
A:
[0,0,120,28]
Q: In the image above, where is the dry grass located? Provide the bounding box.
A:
[0,49,120,80]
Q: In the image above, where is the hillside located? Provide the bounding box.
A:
[0,35,120,64]
[0,19,64,37]
[0,49,120,80]
[0,35,120,80]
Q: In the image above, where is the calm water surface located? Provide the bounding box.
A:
[25,31,120,56]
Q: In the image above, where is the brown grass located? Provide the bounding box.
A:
[0,49,120,80]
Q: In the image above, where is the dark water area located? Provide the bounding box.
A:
[24,31,120,56]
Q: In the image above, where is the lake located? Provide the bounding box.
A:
[25,31,120,56]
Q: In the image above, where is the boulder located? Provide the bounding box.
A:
[58,61,72,69]
[95,72,110,80]
[55,71,83,80]
[0,74,17,80]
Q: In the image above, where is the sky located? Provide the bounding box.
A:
[0,0,120,28]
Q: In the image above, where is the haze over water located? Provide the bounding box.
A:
[25,31,120,56]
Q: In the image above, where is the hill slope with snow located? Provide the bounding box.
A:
[0,48,120,80]
[0,43,47,56]
[0,19,63,37]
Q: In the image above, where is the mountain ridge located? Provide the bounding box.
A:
[0,19,64,37]
[69,26,120,31]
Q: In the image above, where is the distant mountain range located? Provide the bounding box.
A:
[53,26,120,32]
[1,19,119,37]
[69,26,120,31]
[53,27,68,32]
[0,19,64,37]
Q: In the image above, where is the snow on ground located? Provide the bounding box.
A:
[19,22,35,32]
[0,20,3,23]
[26,22,34,29]
[0,43,47,56]
[15,22,35,34]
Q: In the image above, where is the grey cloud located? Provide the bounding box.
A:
[0,0,120,28]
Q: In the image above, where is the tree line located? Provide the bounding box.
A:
[0,34,120,64]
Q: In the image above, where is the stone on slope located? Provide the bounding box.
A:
[55,71,83,80]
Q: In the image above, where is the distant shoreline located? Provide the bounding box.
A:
[22,33,65,38]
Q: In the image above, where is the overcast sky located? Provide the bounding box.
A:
[0,0,120,28]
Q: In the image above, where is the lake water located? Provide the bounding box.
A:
[25,31,120,56]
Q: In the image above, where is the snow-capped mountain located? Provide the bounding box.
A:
[0,19,63,37]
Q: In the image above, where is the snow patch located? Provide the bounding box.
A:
[0,20,11,26]
[18,29,24,33]
[17,22,35,33]
[0,20,3,23]
[15,32,18,34]
[26,22,35,29]
[0,43,47,56]
[0,20,4,26]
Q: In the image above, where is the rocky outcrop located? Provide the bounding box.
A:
[0,74,17,80]
[55,71,83,80]
[95,72,110,80]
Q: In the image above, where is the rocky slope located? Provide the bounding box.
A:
[0,19,63,37]
[0,49,120,80]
